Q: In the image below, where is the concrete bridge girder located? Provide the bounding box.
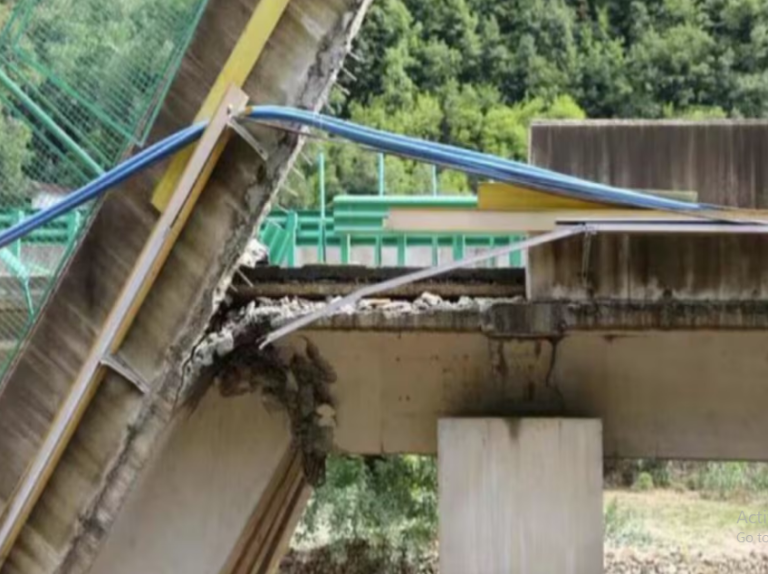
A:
[269,301,768,461]
[5,32,768,574]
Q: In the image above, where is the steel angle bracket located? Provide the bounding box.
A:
[229,117,270,162]
[100,354,149,394]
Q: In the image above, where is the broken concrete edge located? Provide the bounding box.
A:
[215,291,508,341]
[175,291,504,487]
[55,3,373,572]
[199,296,768,349]
[188,326,338,487]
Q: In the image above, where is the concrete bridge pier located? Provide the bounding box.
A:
[438,418,603,574]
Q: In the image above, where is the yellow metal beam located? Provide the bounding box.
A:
[0,87,249,565]
[478,183,614,211]
[478,182,699,212]
[151,0,291,211]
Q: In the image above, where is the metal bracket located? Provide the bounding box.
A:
[100,354,149,394]
[580,229,595,292]
[229,118,269,162]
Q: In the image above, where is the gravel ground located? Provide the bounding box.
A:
[281,549,768,573]
[606,548,768,573]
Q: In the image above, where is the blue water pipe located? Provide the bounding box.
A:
[0,105,743,251]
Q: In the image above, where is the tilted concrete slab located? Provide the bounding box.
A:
[87,390,298,574]
[0,0,370,572]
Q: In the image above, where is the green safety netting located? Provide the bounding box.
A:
[0,0,210,167]
[0,0,209,378]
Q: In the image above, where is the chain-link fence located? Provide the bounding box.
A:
[0,0,209,378]
[0,0,209,167]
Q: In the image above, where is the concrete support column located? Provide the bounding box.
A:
[438,418,603,574]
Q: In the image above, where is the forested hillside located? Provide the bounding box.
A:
[284,0,768,206]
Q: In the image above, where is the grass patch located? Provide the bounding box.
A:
[605,488,768,554]
[688,462,768,501]
[604,497,654,547]
[632,472,654,492]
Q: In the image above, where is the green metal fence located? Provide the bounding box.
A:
[262,197,524,269]
[0,0,210,379]
[0,209,82,340]
[0,0,210,168]
[260,152,523,268]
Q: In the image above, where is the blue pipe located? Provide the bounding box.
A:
[0,106,742,251]
[0,123,205,249]
[244,107,706,213]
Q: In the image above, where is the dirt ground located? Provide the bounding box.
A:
[281,489,768,573]
[605,489,768,573]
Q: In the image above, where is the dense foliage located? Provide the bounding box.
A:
[296,456,437,556]
[283,0,768,207]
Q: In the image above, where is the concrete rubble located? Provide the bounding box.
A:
[185,292,504,393]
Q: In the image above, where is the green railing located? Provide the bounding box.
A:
[0,195,520,304]
[0,209,83,313]
[261,195,523,268]
[260,151,522,268]
[0,208,83,372]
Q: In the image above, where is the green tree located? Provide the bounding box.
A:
[297,455,438,559]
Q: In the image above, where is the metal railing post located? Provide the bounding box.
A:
[318,151,326,263]
[378,153,385,196]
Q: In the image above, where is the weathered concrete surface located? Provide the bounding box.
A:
[439,418,602,574]
[530,120,768,208]
[528,121,768,300]
[250,299,768,460]
[481,300,768,334]
[87,390,295,574]
[0,0,371,572]
[528,232,768,301]
[232,297,768,334]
